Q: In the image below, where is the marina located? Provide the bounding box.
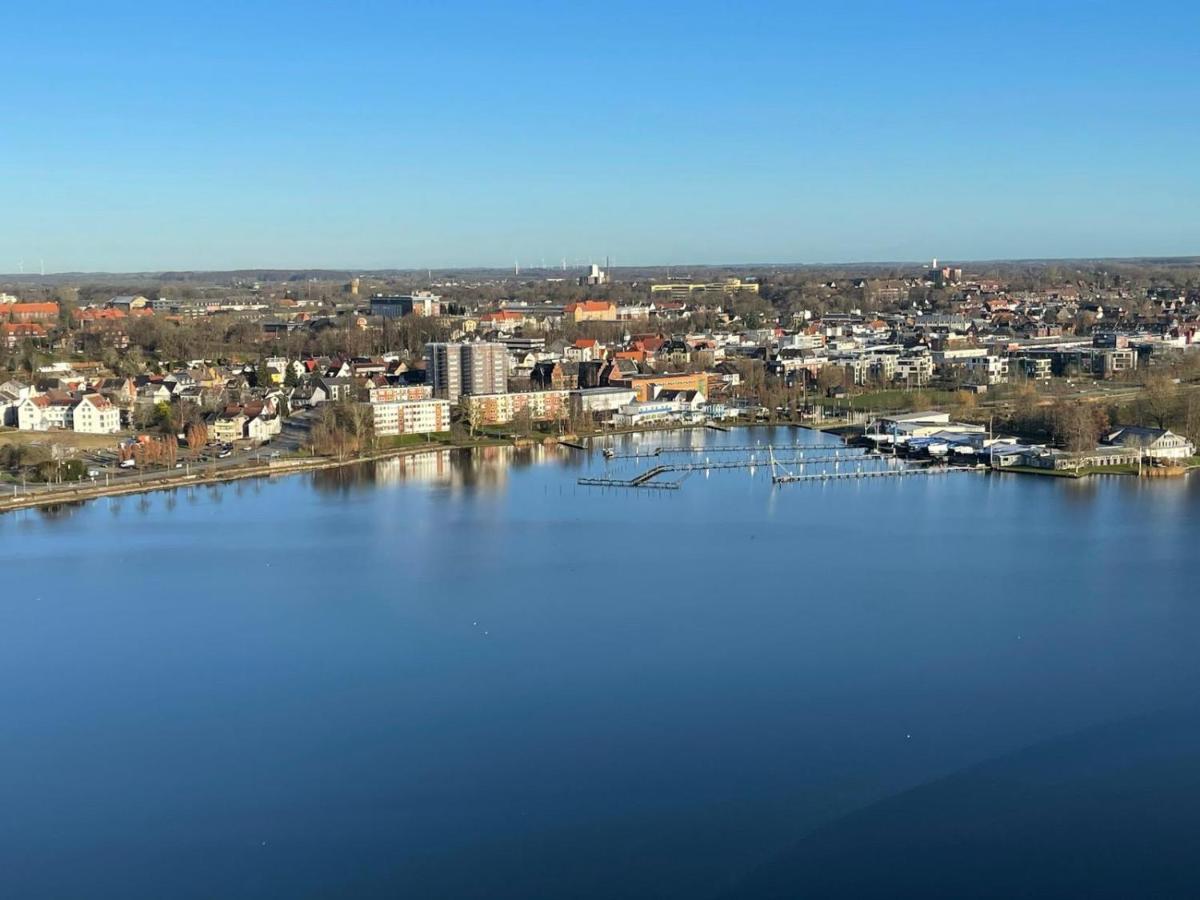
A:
[579,435,981,490]
[601,441,846,460]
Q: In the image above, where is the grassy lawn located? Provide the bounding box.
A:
[997,464,1140,478]
[375,433,447,449]
[0,427,124,452]
[841,389,959,411]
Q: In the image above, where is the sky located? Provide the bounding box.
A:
[2,0,1198,272]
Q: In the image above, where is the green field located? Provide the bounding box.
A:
[839,389,959,412]
[375,433,447,449]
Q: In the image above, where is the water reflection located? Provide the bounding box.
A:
[310,444,573,496]
[35,502,84,521]
[2,425,1200,900]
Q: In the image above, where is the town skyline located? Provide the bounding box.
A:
[6,253,1200,281]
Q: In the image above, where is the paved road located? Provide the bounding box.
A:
[2,408,322,502]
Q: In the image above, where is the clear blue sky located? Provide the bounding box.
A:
[3,0,1198,272]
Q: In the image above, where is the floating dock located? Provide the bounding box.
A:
[578,464,683,490]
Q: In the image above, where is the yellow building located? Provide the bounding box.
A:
[564,300,617,323]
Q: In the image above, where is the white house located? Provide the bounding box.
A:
[18,394,73,430]
[72,393,121,434]
[245,413,282,444]
[1105,426,1195,460]
[612,388,708,428]
[0,384,28,426]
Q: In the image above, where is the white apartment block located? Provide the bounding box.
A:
[935,348,1009,385]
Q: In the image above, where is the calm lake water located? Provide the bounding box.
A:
[3,426,1199,898]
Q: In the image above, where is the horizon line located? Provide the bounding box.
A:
[3,253,1200,280]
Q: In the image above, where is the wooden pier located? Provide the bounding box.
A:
[771,466,979,484]
[655,442,844,456]
[603,447,663,460]
[657,454,879,473]
[578,464,683,490]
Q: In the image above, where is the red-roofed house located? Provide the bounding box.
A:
[479,310,527,332]
[2,322,48,349]
[6,302,59,323]
[566,337,603,362]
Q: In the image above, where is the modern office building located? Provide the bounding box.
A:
[425,342,508,401]
[371,291,441,318]
[649,278,759,298]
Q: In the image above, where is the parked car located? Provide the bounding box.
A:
[87,468,101,478]
[119,459,136,469]
[218,449,233,459]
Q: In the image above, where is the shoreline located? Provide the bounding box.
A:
[3,420,1192,513]
[0,441,487,515]
[0,420,815,514]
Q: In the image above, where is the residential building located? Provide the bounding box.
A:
[425,342,507,401]
[1104,426,1195,460]
[563,300,617,323]
[372,398,452,435]
[5,301,59,322]
[210,411,248,443]
[1012,355,1052,380]
[2,322,48,349]
[72,393,121,434]
[895,350,933,386]
[18,393,73,430]
[245,413,282,444]
[934,348,1009,385]
[318,376,356,402]
[478,309,527,332]
[367,384,433,404]
[0,380,32,425]
[463,390,568,426]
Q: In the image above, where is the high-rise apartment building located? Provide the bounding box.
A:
[425,342,508,401]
